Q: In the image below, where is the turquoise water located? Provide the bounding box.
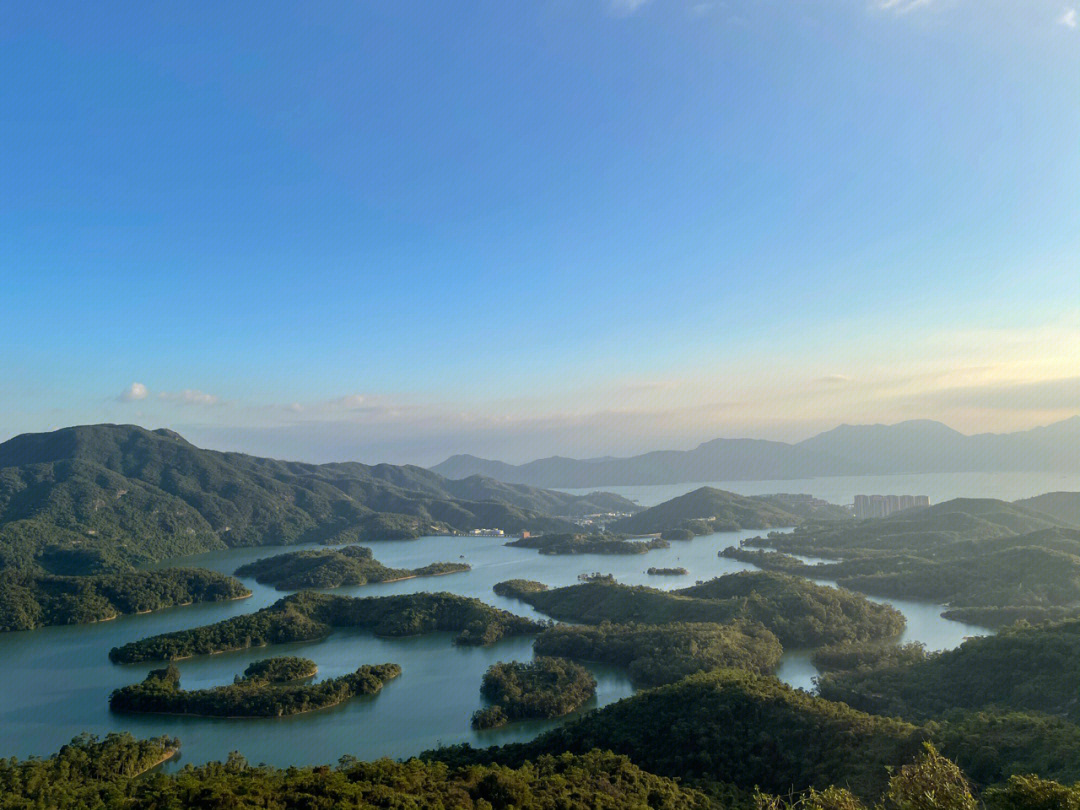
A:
[0,530,989,767]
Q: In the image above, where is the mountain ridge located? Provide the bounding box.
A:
[0,424,638,573]
[431,417,1080,487]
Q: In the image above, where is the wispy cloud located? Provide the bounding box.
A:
[118,382,148,402]
[158,389,221,406]
[877,0,936,13]
[816,374,853,386]
[607,0,652,16]
[1060,7,1078,27]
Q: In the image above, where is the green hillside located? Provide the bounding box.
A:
[1015,491,1080,528]
[610,486,799,535]
[0,424,639,572]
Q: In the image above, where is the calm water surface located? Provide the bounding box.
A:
[0,530,990,766]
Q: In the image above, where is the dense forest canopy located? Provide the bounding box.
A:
[429,668,926,800]
[0,735,711,810]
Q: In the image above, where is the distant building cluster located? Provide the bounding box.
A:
[468,528,505,537]
[563,512,636,529]
[853,494,929,519]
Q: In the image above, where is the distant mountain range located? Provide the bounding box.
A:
[0,424,639,573]
[431,417,1080,488]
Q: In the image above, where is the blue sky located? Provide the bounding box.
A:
[2,0,1078,464]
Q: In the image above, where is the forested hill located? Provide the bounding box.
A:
[0,424,637,572]
[609,486,800,535]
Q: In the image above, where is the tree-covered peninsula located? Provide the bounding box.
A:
[110,657,401,718]
[494,571,904,647]
[733,521,1080,626]
[533,620,782,686]
[234,545,469,590]
[0,567,250,632]
[110,590,543,663]
[470,657,596,729]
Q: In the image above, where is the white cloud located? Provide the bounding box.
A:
[158,389,220,406]
[330,394,367,409]
[1060,7,1078,27]
[119,382,148,402]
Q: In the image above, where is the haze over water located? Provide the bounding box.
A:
[562,471,1080,508]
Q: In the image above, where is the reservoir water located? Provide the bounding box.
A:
[0,529,990,768]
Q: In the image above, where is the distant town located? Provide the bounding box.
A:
[853,494,930,519]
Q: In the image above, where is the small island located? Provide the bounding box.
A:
[109,656,401,718]
[110,591,543,663]
[506,533,669,556]
[647,567,688,576]
[234,546,470,590]
[471,657,596,729]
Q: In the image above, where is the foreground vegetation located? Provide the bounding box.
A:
[0,735,709,809]
[471,657,596,729]
[432,668,926,800]
[234,545,469,590]
[534,620,782,686]
[0,567,250,632]
[496,571,904,647]
[110,658,400,718]
[110,590,543,663]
